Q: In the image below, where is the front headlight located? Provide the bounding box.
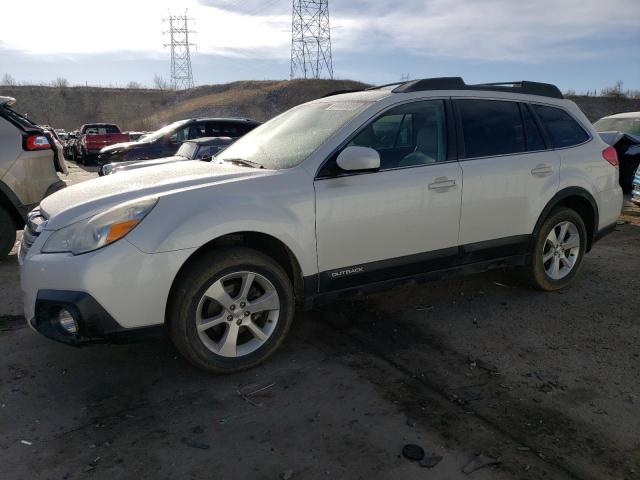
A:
[42,197,158,255]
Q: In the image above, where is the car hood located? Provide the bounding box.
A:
[101,140,151,154]
[41,160,270,230]
[106,155,184,173]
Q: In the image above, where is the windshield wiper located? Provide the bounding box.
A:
[221,158,264,169]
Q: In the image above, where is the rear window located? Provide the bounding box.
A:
[531,105,589,148]
[85,125,120,135]
[593,117,640,136]
[1,106,39,131]
[457,99,525,158]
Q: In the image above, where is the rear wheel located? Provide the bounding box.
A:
[527,208,587,291]
[169,247,295,373]
[0,207,17,260]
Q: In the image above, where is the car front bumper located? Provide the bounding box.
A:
[20,229,196,344]
[30,289,164,346]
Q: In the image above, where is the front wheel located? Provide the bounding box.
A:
[169,247,295,373]
[527,208,587,291]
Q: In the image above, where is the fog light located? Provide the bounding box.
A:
[57,308,78,334]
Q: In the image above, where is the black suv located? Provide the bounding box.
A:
[97,117,260,166]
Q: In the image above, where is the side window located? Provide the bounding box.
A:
[521,104,546,151]
[457,99,525,158]
[169,126,189,144]
[170,124,205,144]
[187,123,206,139]
[206,122,244,137]
[532,104,589,148]
[348,100,446,170]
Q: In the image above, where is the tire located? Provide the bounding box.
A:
[169,247,295,373]
[527,207,587,291]
[0,207,17,261]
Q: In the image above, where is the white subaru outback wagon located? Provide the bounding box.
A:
[20,78,622,372]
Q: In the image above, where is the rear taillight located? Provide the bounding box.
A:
[602,146,619,167]
[24,134,51,151]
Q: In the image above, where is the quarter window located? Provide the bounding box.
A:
[348,100,447,170]
[457,99,525,158]
[531,105,589,148]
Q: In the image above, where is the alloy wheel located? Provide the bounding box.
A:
[542,220,580,280]
[196,271,280,357]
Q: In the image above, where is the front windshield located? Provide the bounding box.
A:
[594,117,640,136]
[216,101,370,169]
[176,141,198,159]
[142,120,191,143]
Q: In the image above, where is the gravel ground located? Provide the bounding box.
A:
[1,163,638,479]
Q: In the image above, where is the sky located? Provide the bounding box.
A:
[1,0,639,93]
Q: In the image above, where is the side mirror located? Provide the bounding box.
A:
[336,146,380,172]
[200,154,213,161]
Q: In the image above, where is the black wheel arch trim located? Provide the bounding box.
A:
[531,187,599,252]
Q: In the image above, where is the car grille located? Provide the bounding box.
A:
[19,208,48,262]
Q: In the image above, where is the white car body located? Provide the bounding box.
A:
[19,79,622,352]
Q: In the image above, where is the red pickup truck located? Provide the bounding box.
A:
[74,123,129,165]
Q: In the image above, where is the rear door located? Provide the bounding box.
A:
[455,98,560,254]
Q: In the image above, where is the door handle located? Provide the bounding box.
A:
[531,164,553,177]
[428,177,457,190]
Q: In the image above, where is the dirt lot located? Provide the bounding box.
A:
[1,164,639,480]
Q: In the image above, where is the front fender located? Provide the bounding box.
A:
[126,167,317,276]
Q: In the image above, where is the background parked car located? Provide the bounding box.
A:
[63,131,78,160]
[126,131,149,142]
[40,126,68,175]
[594,112,640,192]
[97,118,260,166]
[73,123,130,165]
[0,96,66,259]
[54,129,68,141]
[100,136,235,175]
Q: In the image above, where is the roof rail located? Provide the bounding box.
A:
[391,77,563,99]
[320,89,364,98]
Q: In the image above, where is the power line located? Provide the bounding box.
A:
[163,10,196,90]
[290,0,333,80]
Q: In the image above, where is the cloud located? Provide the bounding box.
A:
[195,0,640,63]
[197,0,287,15]
[331,0,640,62]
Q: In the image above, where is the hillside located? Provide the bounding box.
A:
[2,80,639,132]
[0,85,171,131]
[0,80,367,131]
